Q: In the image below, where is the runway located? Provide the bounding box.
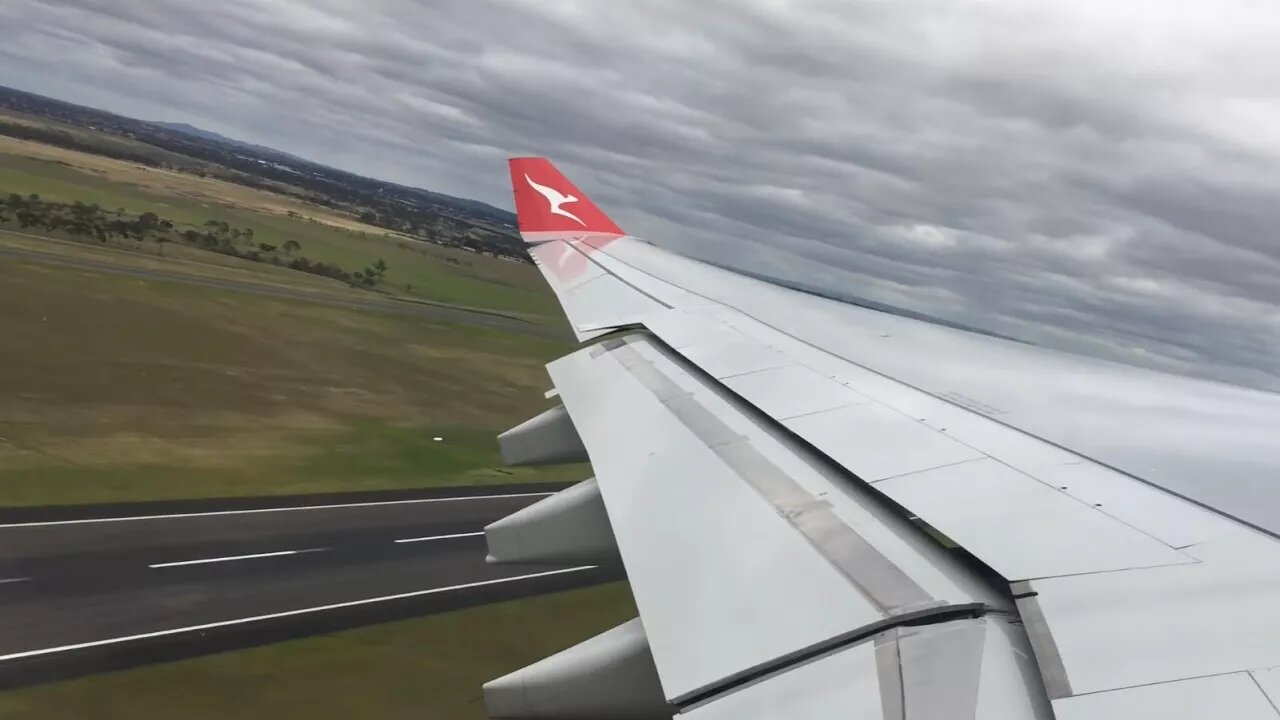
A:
[0,483,621,688]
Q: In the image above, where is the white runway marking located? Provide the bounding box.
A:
[0,577,31,585]
[148,548,327,569]
[394,531,485,544]
[0,492,556,528]
[0,566,596,662]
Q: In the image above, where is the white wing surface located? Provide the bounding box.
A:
[482,157,1280,719]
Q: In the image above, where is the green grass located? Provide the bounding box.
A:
[0,137,632,720]
[0,582,638,720]
[0,143,578,503]
[0,154,168,216]
[0,228,403,300]
[0,424,575,506]
[0,258,581,506]
[0,149,562,322]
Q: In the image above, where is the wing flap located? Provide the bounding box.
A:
[548,334,1011,704]
[1019,531,1280,698]
[636,308,1199,580]
[877,458,1193,579]
[1052,672,1280,720]
[683,617,1052,720]
[721,364,871,420]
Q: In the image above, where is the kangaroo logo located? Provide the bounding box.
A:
[525,174,586,226]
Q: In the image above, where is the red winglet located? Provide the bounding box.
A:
[508,157,624,240]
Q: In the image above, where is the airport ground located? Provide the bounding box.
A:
[0,135,632,717]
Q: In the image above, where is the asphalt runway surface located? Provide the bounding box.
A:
[0,482,621,689]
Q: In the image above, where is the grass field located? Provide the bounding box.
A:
[0,582,638,720]
[0,257,579,506]
[0,130,628,719]
[0,135,562,323]
[0,132,589,505]
[0,229,404,302]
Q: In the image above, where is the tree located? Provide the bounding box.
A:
[203,219,230,236]
[282,239,301,255]
[65,202,96,238]
[105,218,130,240]
[357,258,389,287]
[130,211,161,241]
[15,200,39,228]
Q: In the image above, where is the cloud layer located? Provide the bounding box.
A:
[3,0,1279,388]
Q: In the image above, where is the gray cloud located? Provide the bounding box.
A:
[2,0,1280,388]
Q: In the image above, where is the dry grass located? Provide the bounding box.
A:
[0,139,563,321]
[0,258,579,505]
[0,135,379,237]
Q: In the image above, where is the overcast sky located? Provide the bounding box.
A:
[3,0,1279,389]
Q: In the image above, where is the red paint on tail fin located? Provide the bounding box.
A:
[508,157,624,238]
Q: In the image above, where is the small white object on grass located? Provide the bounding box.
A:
[433,437,444,442]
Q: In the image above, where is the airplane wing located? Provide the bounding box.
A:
[481,157,1280,719]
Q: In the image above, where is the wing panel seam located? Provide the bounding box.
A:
[674,305,1263,543]
[673,603,993,710]
[571,240,674,309]
[606,338,936,615]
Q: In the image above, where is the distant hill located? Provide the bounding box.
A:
[151,121,238,145]
[148,120,512,223]
[0,84,520,254]
[150,121,306,162]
